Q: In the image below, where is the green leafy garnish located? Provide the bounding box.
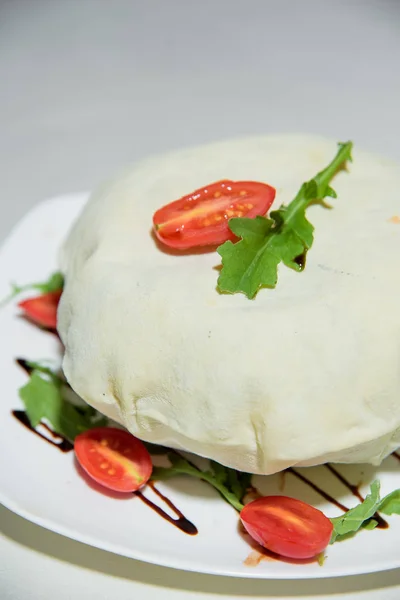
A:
[19,366,107,442]
[217,142,353,298]
[330,481,381,543]
[0,271,64,308]
[330,481,400,543]
[152,452,250,511]
[379,489,400,516]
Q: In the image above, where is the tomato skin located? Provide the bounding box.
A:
[18,290,62,329]
[240,496,333,559]
[74,427,153,493]
[153,179,276,249]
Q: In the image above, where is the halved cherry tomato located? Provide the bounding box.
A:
[18,290,62,330]
[240,496,333,559]
[153,179,276,249]
[74,427,153,493]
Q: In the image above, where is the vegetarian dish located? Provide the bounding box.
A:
[5,134,400,564]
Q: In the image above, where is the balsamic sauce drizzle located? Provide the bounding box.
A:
[325,463,364,501]
[12,410,73,453]
[11,406,196,534]
[288,467,349,512]
[16,358,34,376]
[135,482,198,535]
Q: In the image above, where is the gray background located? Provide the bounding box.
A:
[1,1,400,599]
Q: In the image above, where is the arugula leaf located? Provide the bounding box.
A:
[329,480,400,543]
[19,368,107,441]
[217,142,353,298]
[225,465,252,502]
[0,271,64,308]
[379,489,400,516]
[152,452,248,511]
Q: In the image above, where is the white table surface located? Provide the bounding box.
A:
[1,1,399,598]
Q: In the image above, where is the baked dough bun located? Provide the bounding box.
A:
[58,135,400,474]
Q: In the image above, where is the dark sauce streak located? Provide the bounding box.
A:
[12,409,197,534]
[16,358,33,375]
[135,482,198,535]
[325,464,389,530]
[325,464,363,501]
[288,468,349,512]
[370,514,389,529]
[16,357,71,388]
[393,451,400,463]
[12,410,73,453]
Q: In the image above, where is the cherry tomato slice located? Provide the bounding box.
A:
[240,496,333,559]
[18,290,62,330]
[153,179,276,249]
[74,427,153,493]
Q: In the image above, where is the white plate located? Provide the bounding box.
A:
[0,195,399,579]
